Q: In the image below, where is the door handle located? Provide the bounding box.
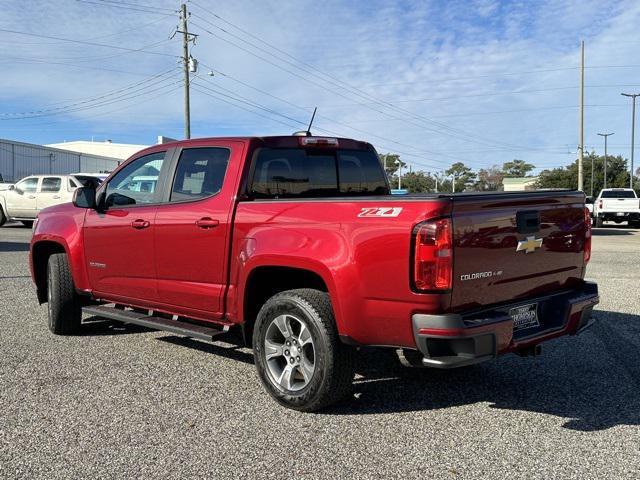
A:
[52,195,60,199]
[196,217,219,229]
[28,195,36,199]
[131,219,151,229]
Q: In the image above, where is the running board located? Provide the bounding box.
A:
[82,305,229,342]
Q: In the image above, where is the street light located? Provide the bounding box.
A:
[597,132,614,190]
[621,93,639,189]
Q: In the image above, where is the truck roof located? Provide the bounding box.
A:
[134,135,373,158]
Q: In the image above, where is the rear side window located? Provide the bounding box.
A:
[249,148,388,199]
[41,177,61,192]
[170,147,230,202]
[601,190,637,198]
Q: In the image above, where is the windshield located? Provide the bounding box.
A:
[601,190,637,199]
[249,148,389,198]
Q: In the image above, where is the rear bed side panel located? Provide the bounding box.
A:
[449,192,587,312]
[230,198,450,347]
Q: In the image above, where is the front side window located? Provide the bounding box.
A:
[16,177,38,194]
[170,148,230,202]
[105,152,165,207]
[41,177,62,193]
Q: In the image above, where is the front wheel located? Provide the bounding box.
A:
[252,289,355,412]
[47,253,82,334]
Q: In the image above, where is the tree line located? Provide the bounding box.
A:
[379,152,640,195]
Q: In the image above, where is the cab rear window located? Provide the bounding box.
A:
[601,190,637,198]
[249,148,388,199]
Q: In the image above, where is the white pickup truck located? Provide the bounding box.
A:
[0,174,104,227]
[593,188,640,228]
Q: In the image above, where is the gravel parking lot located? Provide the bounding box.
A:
[1,221,639,479]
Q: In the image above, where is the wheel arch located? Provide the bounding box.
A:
[31,240,68,304]
[240,265,337,346]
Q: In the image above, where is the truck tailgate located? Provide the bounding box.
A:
[449,191,587,312]
[601,198,639,212]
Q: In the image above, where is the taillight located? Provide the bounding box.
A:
[413,218,453,291]
[584,207,592,264]
[598,200,603,210]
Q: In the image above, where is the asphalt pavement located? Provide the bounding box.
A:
[1,221,639,479]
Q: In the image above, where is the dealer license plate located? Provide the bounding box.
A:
[510,303,540,332]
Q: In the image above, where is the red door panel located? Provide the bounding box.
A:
[84,206,158,301]
[154,142,245,317]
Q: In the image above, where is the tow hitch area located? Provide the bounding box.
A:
[516,344,542,357]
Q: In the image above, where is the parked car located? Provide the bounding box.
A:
[585,196,594,217]
[0,174,103,227]
[592,188,640,227]
[29,135,598,411]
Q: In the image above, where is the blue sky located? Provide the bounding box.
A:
[1,0,640,174]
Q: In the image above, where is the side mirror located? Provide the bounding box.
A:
[9,184,15,191]
[73,187,96,209]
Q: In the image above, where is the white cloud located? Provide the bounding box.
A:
[1,0,639,173]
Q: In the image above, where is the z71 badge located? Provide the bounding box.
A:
[358,207,403,218]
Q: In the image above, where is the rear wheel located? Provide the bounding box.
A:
[595,216,604,228]
[21,220,34,228]
[253,289,355,412]
[47,253,82,334]
[0,207,5,227]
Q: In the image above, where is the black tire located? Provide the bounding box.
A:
[252,289,355,412]
[0,206,6,227]
[21,220,34,228]
[47,253,82,335]
[595,216,604,228]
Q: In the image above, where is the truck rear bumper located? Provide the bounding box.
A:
[412,281,599,369]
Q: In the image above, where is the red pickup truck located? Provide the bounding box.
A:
[30,135,598,411]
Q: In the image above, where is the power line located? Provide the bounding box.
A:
[195,64,460,166]
[187,13,560,154]
[0,83,184,130]
[93,0,176,12]
[0,69,179,117]
[1,77,183,120]
[75,0,175,16]
[0,28,178,58]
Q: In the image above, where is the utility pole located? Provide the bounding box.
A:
[396,160,402,189]
[452,173,456,193]
[578,40,585,192]
[597,132,614,189]
[178,4,197,139]
[621,93,639,189]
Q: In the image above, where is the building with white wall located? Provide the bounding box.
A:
[46,139,149,161]
[0,138,121,182]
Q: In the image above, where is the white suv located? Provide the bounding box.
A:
[0,174,102,227]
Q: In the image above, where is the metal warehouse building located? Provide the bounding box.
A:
[0,138,121,182]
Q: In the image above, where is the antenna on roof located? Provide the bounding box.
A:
[306,107,317,136]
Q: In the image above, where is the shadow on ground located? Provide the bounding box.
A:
[325,310,640,432]
[76,310,640,431]
[0,241,30,252]
[592,228,636,236]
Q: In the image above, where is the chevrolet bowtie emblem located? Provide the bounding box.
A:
[516,236,543,253]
